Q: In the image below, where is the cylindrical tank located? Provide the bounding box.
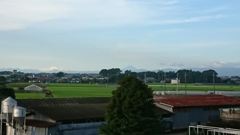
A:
[2,97,17,113]
[1,97,17,123]
[161,91,165,95]
[156,91,161,95]
[13,106,26,127]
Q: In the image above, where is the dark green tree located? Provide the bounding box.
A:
[100,76,161,135]
[99,69,108,77]
[0,86,15,100]
[0,76,6,85]
[201,69,218,83]
[55,71,65,78]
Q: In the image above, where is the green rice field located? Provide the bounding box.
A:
[48,83,114,98]
[149,84,240,91]
[6,83,240,99]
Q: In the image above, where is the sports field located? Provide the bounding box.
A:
[7,83,240,99]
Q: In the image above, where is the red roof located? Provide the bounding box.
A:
[154,95,240,107]
[26,119,56,127]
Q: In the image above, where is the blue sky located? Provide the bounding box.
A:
[0,0,240,72]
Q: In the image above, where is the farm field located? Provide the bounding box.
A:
[6,83,240,99]
[150,84,240,91]
[48,83,114,98]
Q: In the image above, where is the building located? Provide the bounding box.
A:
[1,97,110,135]
[154,95,240,130]
[220,108,240,121]
[12,70,17,75]
[37,76,52,83]
[24,84,43,91]
[145,77,155,83]
[3,95,240,134]
[171,78,180,84]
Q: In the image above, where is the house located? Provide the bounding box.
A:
[1,97,110,135]
[37,76,52,83]
[70,78,80,83]
[154,95,240,130]
[57,77,69,83]
[146,77,155,83]
[171,78,180,84]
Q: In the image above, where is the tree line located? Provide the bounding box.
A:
[99,68,234,84]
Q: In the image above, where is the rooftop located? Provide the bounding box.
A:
[17,97,110,122]
[26,119,56,127]
[154,95,240,107]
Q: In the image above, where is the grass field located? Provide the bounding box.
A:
[7,83,240,99]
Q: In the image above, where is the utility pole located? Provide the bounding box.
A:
[177,73,179,94]
[144,72,146,84]
[106,74,109,87]
[213,72,215,94]
[164,73,166,92]
[185,73,187,95]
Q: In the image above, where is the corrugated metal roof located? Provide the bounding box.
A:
[17,97,110,122]
[154,95,240,107]
[26,119,56,127]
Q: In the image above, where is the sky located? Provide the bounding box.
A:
[0,0,240,72]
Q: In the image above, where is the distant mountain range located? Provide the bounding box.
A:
[1,66,240,76]
[0,68,99,74]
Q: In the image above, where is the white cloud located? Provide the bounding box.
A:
[200,61,240,68]
[150,14,226,25]
[159,62,185,68]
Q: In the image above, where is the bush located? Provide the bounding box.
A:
[18,87,24,90]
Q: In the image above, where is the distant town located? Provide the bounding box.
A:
[0,68,240,84]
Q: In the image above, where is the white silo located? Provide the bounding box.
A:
[13,106,26,127]
[1,97,17,123]
[161,91,165,95]
[156,91,161,95]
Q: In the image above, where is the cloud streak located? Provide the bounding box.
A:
[199,61,240,68]
[150,14,226,25]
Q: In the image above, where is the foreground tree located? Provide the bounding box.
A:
[0,86,15,100]
[100,76,161,135]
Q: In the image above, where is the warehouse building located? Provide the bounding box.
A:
[154,95,240,130]
[1,97,110,135]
